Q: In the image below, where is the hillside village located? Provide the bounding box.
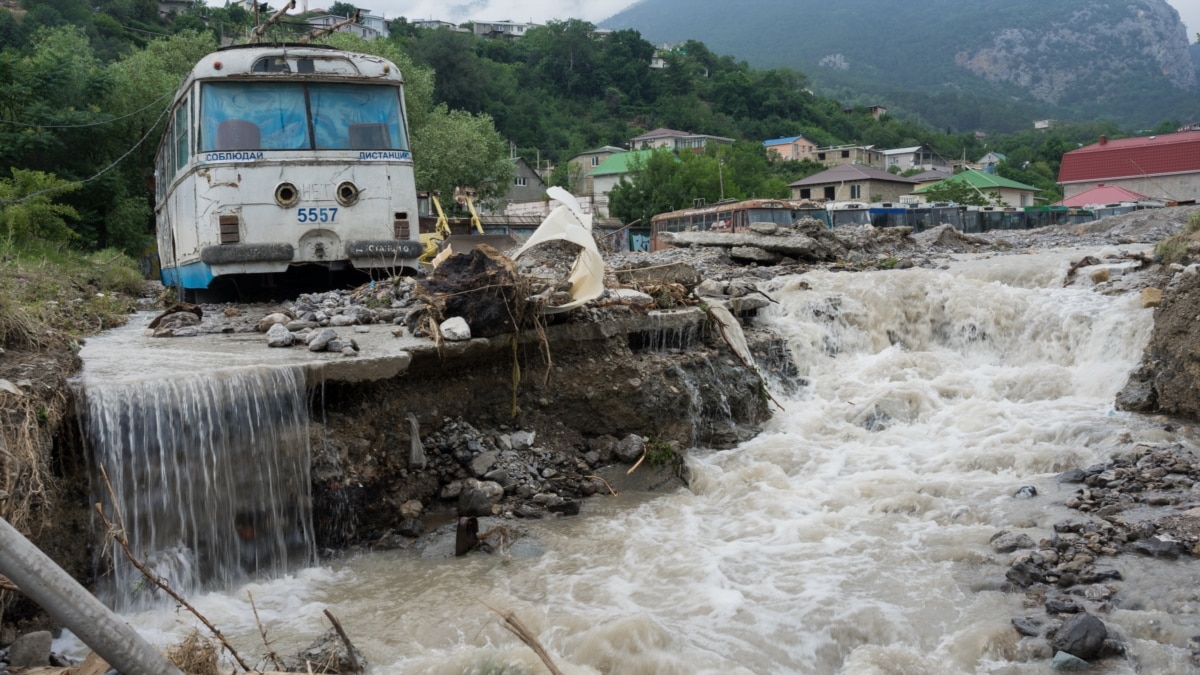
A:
[246,8,1200,225]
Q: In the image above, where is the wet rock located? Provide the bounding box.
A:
[265,323,294,348]
[1052,612,1109,660]
[549,499,581,516]
[396,518,424,538]
[7,630,52,667]
[1013,485,1038,499]
[148,302,202,329]
[1131,535,1186,558]
[290,626,368,674]
[1006,558,1046,587]
[458,487,492,517]
[1046,598,1083,614]
[614,434,645,463]
[991,531,1036,553]
[151,310,201,337]
[1012,616,1043,637]
[1050,650,1091,671]
[307,328,338,351]
[1057,469,1088,484]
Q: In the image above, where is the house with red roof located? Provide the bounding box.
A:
[1053,184,1150,208]
[1057,131,1200,204]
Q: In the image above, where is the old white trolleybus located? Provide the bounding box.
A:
[153,44,423,300]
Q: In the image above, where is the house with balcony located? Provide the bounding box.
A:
[629,128,734,153]
[763,135,817,162]
[787,164,920,202]
[307,12,383,39]
[813,144,883,169]
[880,145,945,173]
[471,19,539,40]
[1057,131,1200,204]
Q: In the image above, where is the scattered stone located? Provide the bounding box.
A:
[440,316,472,341]
[7,630,52,667]
[307,328,338,352]
[1052,613,1109,660]
[1050,650,1091,671]
[991,531,1036,553]
[265,323,294,348]
[396,518,424,538]
[614,434,644,463]
[458,487,492,517]
[1140,287,1162,308]
[257,312,292,332]
[288,627,368,674]
[399,500,423,520]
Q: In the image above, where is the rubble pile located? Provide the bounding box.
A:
[997,443,1200,667]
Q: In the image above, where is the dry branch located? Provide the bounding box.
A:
[322,608,362,674]
[95,466,253,672]
[249,591,283,672]
[480,601,564,675]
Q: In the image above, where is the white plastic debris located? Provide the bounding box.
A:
[513,186,606,314]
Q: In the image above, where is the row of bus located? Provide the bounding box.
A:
[646,198,1165,250]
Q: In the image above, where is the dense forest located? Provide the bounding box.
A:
[0,1,1181,256]
[603,0,1200,133]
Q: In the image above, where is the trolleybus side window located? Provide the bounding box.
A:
[200,82,309,151]
[310,83,407,151]
[173,97,189,170]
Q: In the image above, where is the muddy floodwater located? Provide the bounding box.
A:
[66,246,1200,674]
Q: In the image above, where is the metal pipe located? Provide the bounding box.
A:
[0,517,183,675]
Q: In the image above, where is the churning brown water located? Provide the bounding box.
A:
[67,247,1200,673]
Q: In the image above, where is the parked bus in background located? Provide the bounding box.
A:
[648,198,797,251]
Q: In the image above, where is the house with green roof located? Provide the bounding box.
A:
[587,149,662,211]
[913,169,1040,207]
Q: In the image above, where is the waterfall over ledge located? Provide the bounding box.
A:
[76,365,315,611]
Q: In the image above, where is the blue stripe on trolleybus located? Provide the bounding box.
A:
[160,261,215,290]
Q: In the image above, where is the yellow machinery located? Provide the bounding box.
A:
[417,188,517,266]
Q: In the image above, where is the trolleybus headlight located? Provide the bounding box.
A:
[275,182,299,208]
[336,181,360,206]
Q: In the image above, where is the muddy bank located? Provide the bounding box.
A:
[308,313,783,549]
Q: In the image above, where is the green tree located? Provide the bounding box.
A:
[920,178,999,206]
[0,169,80,245]
[328,1,357,19]
[412,105,513,202]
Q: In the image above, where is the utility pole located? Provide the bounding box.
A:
[718,157,725,201]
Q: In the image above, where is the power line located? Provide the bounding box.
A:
[0,98,173,206]
[0,89,175,129]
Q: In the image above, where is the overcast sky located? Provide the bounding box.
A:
[1171,0,1200,42]
[358,0,1199,43]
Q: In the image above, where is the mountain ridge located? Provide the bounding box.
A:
[601,0,1199,131]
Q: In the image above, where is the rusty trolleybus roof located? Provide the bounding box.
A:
[182,43,406,86]
[650,198,796,223]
